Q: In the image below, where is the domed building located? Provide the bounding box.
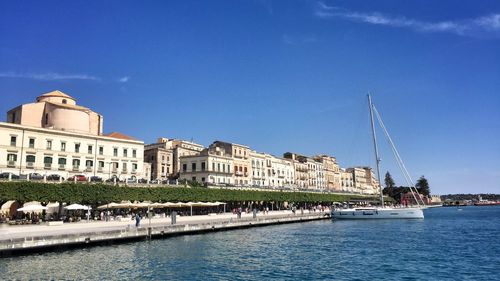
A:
[0,90,149,182]
[7,90,103,135]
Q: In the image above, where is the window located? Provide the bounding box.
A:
[132,149,137,158]
[212,163,215,171]
[10,136,16,146]
[132,163,137,171]
[88,145,93,154]
[99,146,104,155]
[113,148,118,157]
[26,155,36,163]
[122,162,127,172]
[75,143,80,153]
[162,155,165,161]
[72,159,80,167]
[162,166,165,173]
[46,140,52,150]
[44,156,53,168]
[86,160,93,167]
[201,177,205,182]
[58,158,66,165]
[98,161,104,168]
[182,164,187,172]
[123,149,128,157]
[192,177,196,181]
[61,142,66,152]
[62,99,67,104]
[201,162,206,171]
[29,138,35,148]
[7,154,17,162]
[192,163,197,171]
[45,113,49,125]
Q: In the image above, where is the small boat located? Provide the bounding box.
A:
[332,95,424,220]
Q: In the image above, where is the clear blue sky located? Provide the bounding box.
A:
[1,1,499,194]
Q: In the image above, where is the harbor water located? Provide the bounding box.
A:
[1,206,499,280]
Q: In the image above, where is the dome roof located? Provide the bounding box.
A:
[37,90,75,102]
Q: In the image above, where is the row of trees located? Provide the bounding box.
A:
[382,171,430,202]
[0,182,373,205]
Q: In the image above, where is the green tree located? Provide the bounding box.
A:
[383,171,396,198]
[415,176,430,196]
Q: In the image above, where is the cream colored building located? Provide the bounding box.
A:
[283,152,309,189]
[346,167,379,194]
[178,145,233,185]
[340,168,354,192]
[0,91,144,180]
[314,155,341,191]
[250,150,266,187]
[144,137,204,180]
[209,141,251,186]
[264,154,295,188]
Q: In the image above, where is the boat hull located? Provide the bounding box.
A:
[331,208,424,219]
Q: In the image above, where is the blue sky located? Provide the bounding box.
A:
[1,0,499,194]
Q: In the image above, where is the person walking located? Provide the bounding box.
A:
[135,213,141,227]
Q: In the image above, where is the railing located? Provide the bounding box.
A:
[131,169,137,174]
[44,163,52,169]
[85,167,93,172]
[7,161,16,167]
[72,167,80,172]
[59,164,66,170]
[97,168,103,172]
[26,162,34,168]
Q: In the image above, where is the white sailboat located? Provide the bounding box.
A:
[331,95,424,220]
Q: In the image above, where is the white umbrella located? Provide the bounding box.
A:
[65,204,92,210]
[97,202,122,210]
[17,205,48,212]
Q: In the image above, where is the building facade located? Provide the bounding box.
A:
[178,145,233,185]
[144,137,204,180]
[0,91,144,180]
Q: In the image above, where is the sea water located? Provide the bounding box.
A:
[1,206,499,280]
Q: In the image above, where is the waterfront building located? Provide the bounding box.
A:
[314,155,341,191]
[144,137,204,180]
[250,150,267,187]
[283,152,309,189]
[210,141,251,186]
[178,143,233,185]
[264,154,295,188]
[346,167,379,194]
[0,91,145,180]
[340,168,354,192]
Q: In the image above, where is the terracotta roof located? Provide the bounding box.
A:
[37,90,75,100]
[105,132,138,141]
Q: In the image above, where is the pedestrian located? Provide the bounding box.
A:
[135,213,141,227]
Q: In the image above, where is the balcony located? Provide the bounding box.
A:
[7,161,16,168]
[122,169,127,173]
[97,167,103,172]
[26,162,34,169]
[59,164,66,170]
[112,168,118,174]
[131,169,137,174]
[44,163,52,169]
[235,171,243,176]
[72,166,80,172]
[85,167,93,172]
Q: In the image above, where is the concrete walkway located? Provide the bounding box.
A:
[0,209,331,254]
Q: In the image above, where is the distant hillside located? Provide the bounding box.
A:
[441,194,500,201]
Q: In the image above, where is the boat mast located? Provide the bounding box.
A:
[368,94,384,207]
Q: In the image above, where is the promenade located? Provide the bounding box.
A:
[0,209,331,256]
